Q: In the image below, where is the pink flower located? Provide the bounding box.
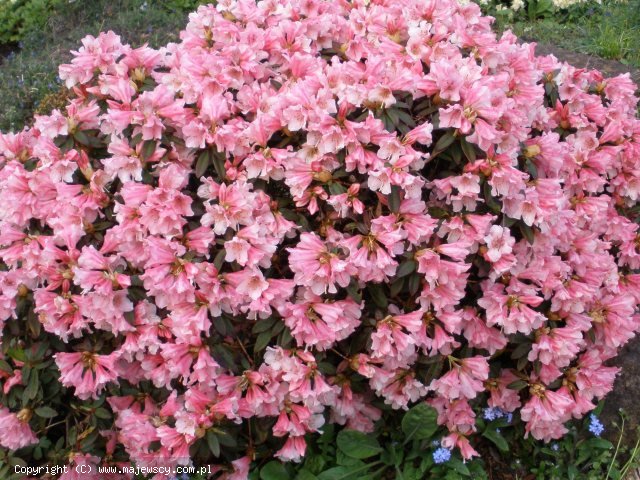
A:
[275,436,307,463]
[431,356,489,400]
[0,407,38,450]
[287,233,354,295]
[483,225,515,263]
[55,351,119,399]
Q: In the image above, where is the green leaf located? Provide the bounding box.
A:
[337,430,382,459]
[396,260,416,278]
[519,223,535,245]
[212,150,227,180]
[328,182,347,195]
[510,342,530,359]
[195,149,211,178]
[346,281,362,303]
[525,158,538,179]
[482,428,509,452]
[0,359,12,374]
[428,206,449,219]
[367,283,388,309]
[254,331,272,353]
[252,317,277,334]
[483,181,502,213]
[141,140,156,161]
[507,380,528,391]
[73,130,92,146]
[7,348,27,362]
[401,403,438,442]
[24,370,39,401]
[407,273,421,296]
[296,469,319,480]
[460,137,476,162]
[390,276,405,297]
[35,406,57,419]
[448,458,471,476]
[215,429,237,447]
[261,461,290,480]
[434,130,456,153]
[317,466,373,480]
[206,430,220,457]
[389,185,401,213]
[582,437,613,450]
[94,408,111,420]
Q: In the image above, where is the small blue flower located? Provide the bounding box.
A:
[506,412,513,423]
[431,439,441,446]
[483,407,507,422]
[589,414,604,436]
[551,443,559,451]
[433,447,452,464]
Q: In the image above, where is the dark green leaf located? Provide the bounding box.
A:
[519,223,535,245]
[24,370,39,401]
[35,406,57,418]
[254,331,272,353]
[212,150,226,180]
[449,458,471,476]
[408,273,421,296]
[507,380,528,391]
[389,277,405,297]
[460,138,476,162]
[252,317,277,334]
[317,466,370,480]
[482,428,509,452]
[525,158,538,179]
[396,260,416,278]
[328,182,347,195]
[346,281,362,303]
[510,342,530,359]
[296,469,319,480]
[195,149,211,178]
[401,403,438,442]
[0,359,12,374]
[368,283,388,309]
[581,438,613,450]
[337,430,382,459]
[260,461,290,480]
[7,348,27,362]
[434,130,456,153]
[94,408,111,420]
[206,430,221,457]
[483,182,502,213]
[389,185,401,213]
[73,130,92,146]
[141,140,156,161]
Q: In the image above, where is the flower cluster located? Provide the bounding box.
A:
[0,0,639,475]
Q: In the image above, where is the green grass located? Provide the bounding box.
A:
[1,0,638,132]
[496,0,640,67]
[0,0,206,132]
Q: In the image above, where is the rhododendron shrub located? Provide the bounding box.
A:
[1,0,640,476]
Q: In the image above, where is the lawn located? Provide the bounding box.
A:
[0,0,207,131]
[494,0,640,67]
